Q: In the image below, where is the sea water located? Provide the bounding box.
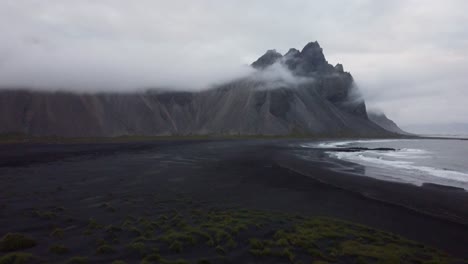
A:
[302,138,468,190]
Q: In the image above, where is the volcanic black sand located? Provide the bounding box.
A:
[0,139,467,263]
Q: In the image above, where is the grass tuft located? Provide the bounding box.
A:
[0,233,37,252]
[126,242,147,256]
[87,218,102,229]
[215,245,226,255]
[65,256,88,264]
[169,240,183,253]
[50,228,64,239]
[142,253,161,262]
[197,259,211,264]
[0,252,37,264]
[96,244,115,254]
[49,244,69,255]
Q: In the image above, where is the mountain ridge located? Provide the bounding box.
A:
[0,42,401,138]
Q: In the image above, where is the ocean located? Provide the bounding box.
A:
[300,138,468,190]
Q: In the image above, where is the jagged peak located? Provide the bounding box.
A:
[301,41,321,52]
[300,41,326,62]
[251,49,283,69]
[285,48,300,57]
[334,63,344,72]
[265,49,282,55]
[251,41,344,75]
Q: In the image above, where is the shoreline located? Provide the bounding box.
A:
[284,162,468,224]
[0,139,467,261]
[0,132,444,145]
[294,138,468,191]
[1,132,466,147]
[277,146,468,224]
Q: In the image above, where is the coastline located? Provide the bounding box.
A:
[278,149,468,224]
[0,139,467,261]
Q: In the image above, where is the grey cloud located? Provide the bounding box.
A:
[0,0,467,127]
[249,62,315,90]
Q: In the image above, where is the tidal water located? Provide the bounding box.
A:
[301,138,468,190]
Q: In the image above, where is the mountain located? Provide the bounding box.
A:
[0,42,400,137]
[368,112,409,135]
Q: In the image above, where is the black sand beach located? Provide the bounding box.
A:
[0,139,467,263]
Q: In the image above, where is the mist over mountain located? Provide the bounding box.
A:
[0,42,399,137]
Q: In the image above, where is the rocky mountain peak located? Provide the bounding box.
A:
[251,49,283,69]
[252,42,338,75]
[297,41,328,73]
[334,63,344,72]
[284,48,300,57]
[300,41,321,52]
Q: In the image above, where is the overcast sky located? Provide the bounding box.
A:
[0,0,467,128]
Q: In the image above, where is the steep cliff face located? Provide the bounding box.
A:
[0,42,399,137]
[368,112,409,135]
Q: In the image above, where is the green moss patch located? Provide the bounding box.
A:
[96,244,115,254]
[8,205,459,263]
[126,241,147,256]
[49,244,70,255]
[65,256,88,264]
[246,216,453,263]
[0,233,37,252]
[0,252,38,264]
[50,228,64,239]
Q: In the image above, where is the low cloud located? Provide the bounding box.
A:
[0,0,467,128]
[248,62,314,90]
[0,38,253,92]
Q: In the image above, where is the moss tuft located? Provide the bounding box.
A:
[87,218,102,229]
[105,225,123,233]
[226,238,237,249]
[169,240,183,253]
[49,244,69,254]
[32,210,56,219]
[126,242,147,256]
[282,248,295,262]
[0,252,37,264]
[50,228,64,239]
[65,256,88,264]
[215,245,226,255]
[96,244,115,254]
[248,238,264,250]
[142,253,161,262]
[197,259,211,264]
[159,259,188,264]
[0,233,37,252]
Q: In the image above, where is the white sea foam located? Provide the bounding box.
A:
[298,139,468,189]
[329,149,468,188]
[302,139,406,149]
[371,148,431,159]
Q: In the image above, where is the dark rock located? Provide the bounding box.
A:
[373,148,396,151]
[284,48,300,57]
[251,49,283,69]
[368,112,409,135]
[298,41,328,73]
[335,64,344,72]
